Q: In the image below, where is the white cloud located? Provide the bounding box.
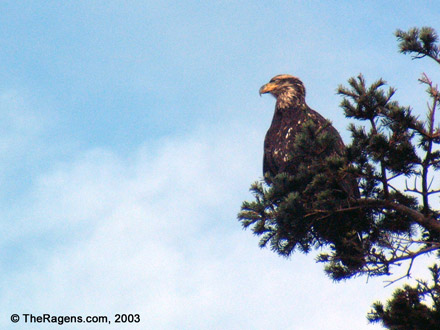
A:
[0,120,431,330]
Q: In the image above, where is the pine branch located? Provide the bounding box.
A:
[417,74,440,215]
[396,27,440,64]
[357,198,440,233]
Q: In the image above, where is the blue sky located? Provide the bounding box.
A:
[1,2,440,329]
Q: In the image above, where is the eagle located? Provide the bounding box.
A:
[259,74,364,271]
[259,74,359,199]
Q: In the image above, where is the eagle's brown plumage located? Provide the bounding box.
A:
[259,74,365,270]
[260,74,359,199]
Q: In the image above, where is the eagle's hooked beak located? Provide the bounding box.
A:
[259,82,277,96]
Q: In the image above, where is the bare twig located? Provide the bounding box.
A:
[384,258,414,287]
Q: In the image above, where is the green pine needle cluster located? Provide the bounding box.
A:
[239,119,369,279]
[368,265,440,329]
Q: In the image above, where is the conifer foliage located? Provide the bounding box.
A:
[238,26,440,328]
[368,265,440,329]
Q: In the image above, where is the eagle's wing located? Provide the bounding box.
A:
[263,148,276,178]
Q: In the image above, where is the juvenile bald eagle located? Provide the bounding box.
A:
[259,74,359,199]
[258,74,364,270]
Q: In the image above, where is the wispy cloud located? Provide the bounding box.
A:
[1,120,399,329]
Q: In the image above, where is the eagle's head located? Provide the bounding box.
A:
[259,74,306,109]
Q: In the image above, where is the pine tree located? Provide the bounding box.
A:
[368,265,440,330]
[238,27,440,327]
